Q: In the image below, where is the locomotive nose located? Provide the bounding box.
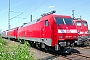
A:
[58,25,78,40]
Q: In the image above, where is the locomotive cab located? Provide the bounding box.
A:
[53,15,78,52]
[73,19,89,45]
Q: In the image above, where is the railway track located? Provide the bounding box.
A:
[53,53,90,60]
[3,38,90,60]
[39,49,90,60]
[66,53,90,60]
[74,46,90,50]
[80,47,90,49]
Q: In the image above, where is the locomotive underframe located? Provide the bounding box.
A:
[55,40,75,51]
[75,36,89,45]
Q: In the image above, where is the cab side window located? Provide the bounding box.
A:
[45,20,49,26]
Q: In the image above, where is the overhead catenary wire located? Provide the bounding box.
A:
[25,0,71,19]
[10,13,23,20]
[60,1,90,13]
[24,0,37,13]
[10,0,47,20]
[75,7,90,17]
[72,2,90,18]
[25,0,48,17]
[9,0,25,20]
[15,0,69,19]
[10,0,37,20]
[10,0,48,29]
[10,11,23,13]
[57,1,90,19]
[10,0,90,21]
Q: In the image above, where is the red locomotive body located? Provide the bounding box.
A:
[73,19,89,45]
[7,27,19,39]
[18,11,78,52]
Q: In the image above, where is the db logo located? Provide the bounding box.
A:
[66,30,71,33]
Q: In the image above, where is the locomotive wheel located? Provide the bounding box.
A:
[29,41,35,47]
[84,40,90,46]
[36,42,40,49]
[32,42,35,47]
[45,45,49,53]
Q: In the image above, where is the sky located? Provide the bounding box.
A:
[0,0,90,31]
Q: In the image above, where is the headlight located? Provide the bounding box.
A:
[59,36,63,38]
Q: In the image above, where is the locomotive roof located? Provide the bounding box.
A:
[53,14,71,18]
[73,19,87,22]
[7,27,19,31]
[19,14,72,28]
[41,14,72,18]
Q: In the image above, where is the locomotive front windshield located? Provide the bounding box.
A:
[76,21,82,26]
[84,22,87,26]
[55,17,73,25]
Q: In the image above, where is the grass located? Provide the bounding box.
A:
[0,36,34,60]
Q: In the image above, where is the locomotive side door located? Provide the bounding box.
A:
[44,20,51,37]
[41,19,52,46]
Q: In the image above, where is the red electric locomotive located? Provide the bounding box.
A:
[73,18,89,45]
[7,27,19,39]
[18,11,78,53]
